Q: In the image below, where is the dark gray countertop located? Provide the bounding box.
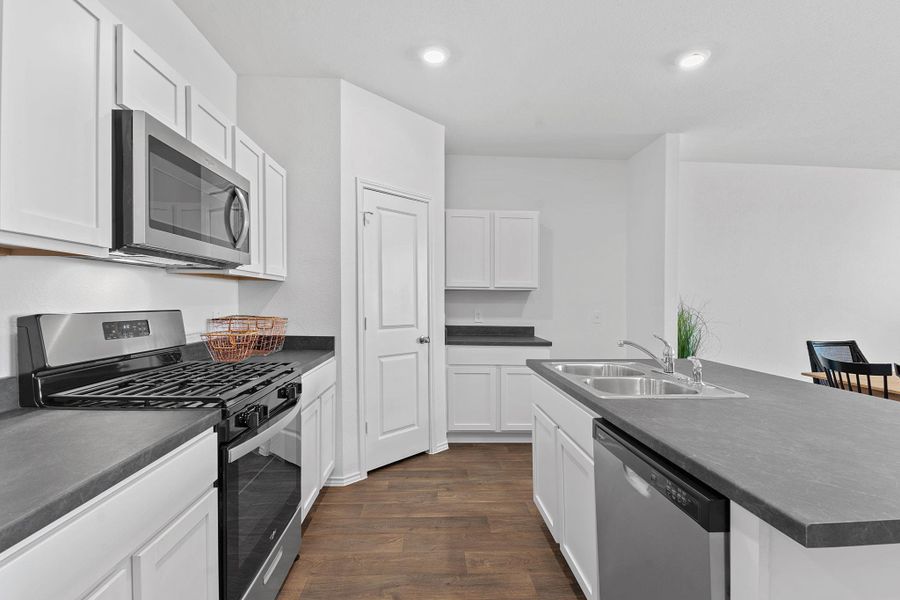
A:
[0,336,335,554]
[446,325,552,347]
[0,408,220,553]
[528,358,900,548]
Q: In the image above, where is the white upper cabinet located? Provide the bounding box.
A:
[116,24,188,135]
[187,86,233,165]
[493,211,540,289]
[445,209,539,290]
[232,128,265,274]
[264,155,288,278]
[0,0,114,255]
[445,210,492,288]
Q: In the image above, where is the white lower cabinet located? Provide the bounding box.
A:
[532,405,559,539]
[81,562,132,600]
[300,399,322,518]
[320,385,336,483]
[446,346,550,435]
[132,489,218,600]
[557,430,598,600]
[532,376,599,600]
[0,430,218,600]
[447,365,497,431]
[293,358,337,522]
[499,366,535,430]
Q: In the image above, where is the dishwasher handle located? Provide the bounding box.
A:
[623,465,652,498]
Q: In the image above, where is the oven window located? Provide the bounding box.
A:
[147,136,249,252]
[222,433,301,600]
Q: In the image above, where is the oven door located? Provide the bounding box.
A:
[115,110,252,268]
[221,402,302,600]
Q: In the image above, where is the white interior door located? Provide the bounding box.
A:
[363,188,430,471]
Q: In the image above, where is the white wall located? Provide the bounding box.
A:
[339,81,446,478]
[0,0,240,378]
[679,161,900,378]
[626,134,680,351]
[444,155,629,357]
[236,77,342,336]
[100,0,237,119]
[0,258,238,376]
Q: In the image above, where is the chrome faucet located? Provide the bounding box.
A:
[687,356,703,385]
[617,334,676,373]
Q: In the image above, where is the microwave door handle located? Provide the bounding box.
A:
[232,188,250,249]
[227,400,300,463]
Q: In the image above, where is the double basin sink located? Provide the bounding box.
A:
[551,362,746,399]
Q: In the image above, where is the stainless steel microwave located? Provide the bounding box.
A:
[112,110,251,268]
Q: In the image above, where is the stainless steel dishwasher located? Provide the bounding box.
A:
[593,419,729,600]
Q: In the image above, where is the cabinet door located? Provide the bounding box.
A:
[320,385,336,484]
[557,430,598,600]
[132,488,218,600]
[532,405,559,539]
[263,155,288,278]
[300,399,321,521]
[447,366,497,431]
[81,561,132,600]
[0,0,114,251]
[186,87,233,165]
[232,128,265,274]
[445,210,492,288]
[493,211,539,289]
[116,25,188,135]
[499,367,535,431]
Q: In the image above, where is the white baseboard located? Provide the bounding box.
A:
[429,442,450,454]
[324,471,365,487]
[447,431,533,443]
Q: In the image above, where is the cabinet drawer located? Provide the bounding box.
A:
[446,346,550,366]
[532,376,597,456]
[300,358,336,409]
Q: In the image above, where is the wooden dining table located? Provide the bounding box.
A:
[802,371,900,401]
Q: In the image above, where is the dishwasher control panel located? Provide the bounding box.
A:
[649,470,702,521]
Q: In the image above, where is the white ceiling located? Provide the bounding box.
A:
[174,0,900,168]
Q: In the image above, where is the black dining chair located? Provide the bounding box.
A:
[820,357,892,399]
[806,340,868,386]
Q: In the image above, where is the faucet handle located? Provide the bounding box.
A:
[687,356,703,385]
[652,334,674,357]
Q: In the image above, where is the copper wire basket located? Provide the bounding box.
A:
[203,315,288,362]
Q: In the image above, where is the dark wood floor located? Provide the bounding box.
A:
[277,443,586,599]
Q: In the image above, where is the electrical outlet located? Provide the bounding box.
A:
[592,310,603,325]
[474,310,483,323]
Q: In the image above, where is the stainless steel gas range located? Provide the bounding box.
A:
[17,310,302,600]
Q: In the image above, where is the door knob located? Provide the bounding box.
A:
[417,336,431,344]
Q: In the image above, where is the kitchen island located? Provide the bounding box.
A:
[528,358,900,600]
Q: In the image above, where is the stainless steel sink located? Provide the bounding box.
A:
[582,376,699,396]
[548,361,747,399]
[552,362,645,378]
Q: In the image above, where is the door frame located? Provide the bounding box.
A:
[355,178,438,476]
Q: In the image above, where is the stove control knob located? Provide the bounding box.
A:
[236,407,261,429]
[278,382,301,401]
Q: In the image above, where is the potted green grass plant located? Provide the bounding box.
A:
[677,300,709,359]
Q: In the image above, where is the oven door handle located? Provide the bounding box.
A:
[227,400,301,463]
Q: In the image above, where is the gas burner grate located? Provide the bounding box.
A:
[48,360,297,409]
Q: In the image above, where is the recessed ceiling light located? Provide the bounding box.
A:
[678,50,710,70]
[421,46,449,66]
